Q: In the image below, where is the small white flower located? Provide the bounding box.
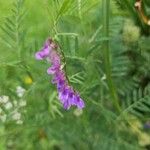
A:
[19,100,26,107]
[0,95,9,104]
[13,100,18,106]
[0,114,7,123]
[16,120,23,125]
[12,112,21,120]
[5,102,13,110]
[16,86,26,98]
[101,74,106,80]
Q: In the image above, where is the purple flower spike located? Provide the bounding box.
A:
[35,38,85,110]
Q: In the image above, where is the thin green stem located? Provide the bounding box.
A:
[57,45,70,84]
[102,0,121,113]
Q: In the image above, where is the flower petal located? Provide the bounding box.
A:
[35,47,50,60]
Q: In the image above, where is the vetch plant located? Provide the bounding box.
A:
[0,0,150,149]
[35,38,85,110]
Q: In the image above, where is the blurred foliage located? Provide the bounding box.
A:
[0,0,150,150]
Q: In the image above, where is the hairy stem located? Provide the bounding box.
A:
[102,0,121,113]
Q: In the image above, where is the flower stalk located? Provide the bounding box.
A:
[102,0,121,113]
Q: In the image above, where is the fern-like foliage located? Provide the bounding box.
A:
[0,0,26,59]
[119,85,150,120]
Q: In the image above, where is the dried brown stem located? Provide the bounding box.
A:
[135,0,150,26]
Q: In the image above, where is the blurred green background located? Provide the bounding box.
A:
[0,0,150,150]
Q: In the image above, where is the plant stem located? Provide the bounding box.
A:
[102,0,121,113]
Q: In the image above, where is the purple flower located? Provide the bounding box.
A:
[59,88,69,103]
[56,79,65,91]
[35,38,85,110]
[35,39,52,60]
[73,94,85,109]
[47,66,59,74]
